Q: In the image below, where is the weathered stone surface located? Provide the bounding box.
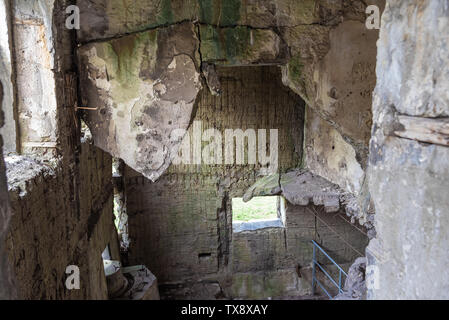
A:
[233,218,284,233]
[78,22,202,181]
[242,174,281,202]
[368,0,449,299]
[243,168,375,233]
[77,0,199,43]
[201,63,221,96]
[123,67,368,299]
[230,269,311,299]
[243,169,343,213]
[5,142,120,299]
[305,108,365,195]
[2,0,126,300]
[279,2,384,215]
[77,1,383,186]
[374,2,449,118]
[281,170,341,213]
[282,17,380,165]
[199,25,287,66]
[0,79,16,300]
[0,0,16,152]
[77,0,380,43]
[12,0,59,152]
[77,0,325,43]
[334,257,367,300]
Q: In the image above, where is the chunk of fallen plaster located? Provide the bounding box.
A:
[78,22,202,181]
[243,170,342,213]
[281,170,342,213]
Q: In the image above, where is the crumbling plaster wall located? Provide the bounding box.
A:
[77,0,384,201]
[2,0,122,299]
[300,16,381,196]
[123,67,368,299]
[78,22,203,181]
[305,108,365,195]
[0,72,17,300]
[4,143,120,299]
[11,0,60,152]
[367,0,449,299]
[0,0,17,152]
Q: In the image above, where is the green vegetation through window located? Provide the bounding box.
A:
[232,196,280,222]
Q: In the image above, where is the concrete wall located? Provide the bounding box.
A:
[0,66,16,301]
[0,0,16,152]
[305,108,365,195]
[367,0,449,299]
[11,0,59,152]
[124,66,368,299]
[299,16,380,196]
[1,0,122,300]
[77,0,384,201]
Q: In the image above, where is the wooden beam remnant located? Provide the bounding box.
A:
[394,115,449,147]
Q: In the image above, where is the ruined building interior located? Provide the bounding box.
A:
[0,0,448,301]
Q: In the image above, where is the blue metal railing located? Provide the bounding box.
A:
[311,240,348,299]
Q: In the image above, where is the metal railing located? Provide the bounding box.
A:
[311,240,348,299]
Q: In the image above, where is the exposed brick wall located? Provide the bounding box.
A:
[1,0,122,300]
[125,67,304,282]
[230,204,368,298]
[5,143,119,299]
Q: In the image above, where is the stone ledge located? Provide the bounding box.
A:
[233,218,284,233]
[4,154,60,197]
[243,169,375,237]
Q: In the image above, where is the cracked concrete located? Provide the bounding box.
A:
[77,0,383,201]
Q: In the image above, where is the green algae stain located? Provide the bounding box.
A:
[290,0,317,24]
[198,0,214,24]
[158,0,174,25]
[288,54,305,88]
[98,31,159,103]
[220,0,241,25]
[223,27,250,63]
[199,24,223,62]
[199,0,241,26]
[200,25,254,64]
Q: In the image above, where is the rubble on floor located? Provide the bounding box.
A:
[117,265,160,300]
[334,257,367,300]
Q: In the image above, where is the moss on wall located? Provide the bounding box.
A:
[198,0,241,26]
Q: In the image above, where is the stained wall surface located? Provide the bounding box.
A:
[5,143,120,299]
[0,69,16,301]
[78,0,385,202]
[0,0,16,152]
[125,67,368,299]
[367,0,449,299]
[2,0,122,300]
